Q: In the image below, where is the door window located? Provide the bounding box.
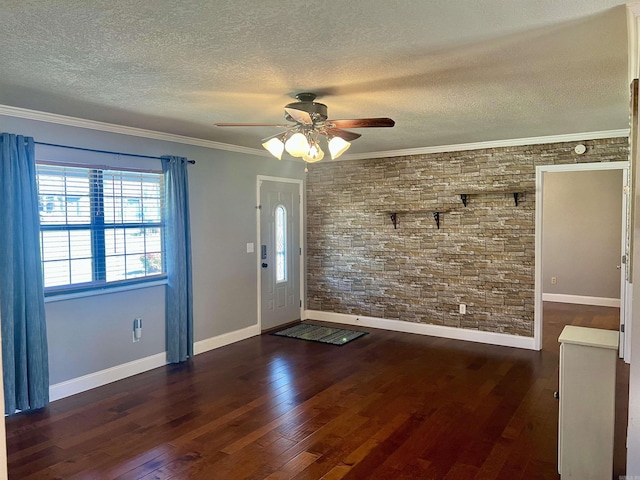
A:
[275,205,287,283]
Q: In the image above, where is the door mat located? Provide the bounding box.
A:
[271,323,368,346]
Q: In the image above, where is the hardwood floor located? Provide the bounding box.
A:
[5,304,629,479]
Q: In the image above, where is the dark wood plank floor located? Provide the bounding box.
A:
[5,303,629,479]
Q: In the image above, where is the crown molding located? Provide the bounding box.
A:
[0,104,271,157]
[340,129,630,161]
[0,104,629,161]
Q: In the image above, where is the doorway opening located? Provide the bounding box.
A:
[534,161,629,358]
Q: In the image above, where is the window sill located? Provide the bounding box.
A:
[44,279,167,303]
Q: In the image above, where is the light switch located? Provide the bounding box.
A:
[247,243,254,253]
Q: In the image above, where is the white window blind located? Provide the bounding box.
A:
[37,163,165,293]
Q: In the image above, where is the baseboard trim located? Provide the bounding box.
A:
[48,309,538,403]
[542,293,620,308]
[50,324,261,402]
[304,310,537,350]
[49,352,168,402]
[193,324,260,355]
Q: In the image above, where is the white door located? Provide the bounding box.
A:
[259,179,301,331]
[621,169,630,360]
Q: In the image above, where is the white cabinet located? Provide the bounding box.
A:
[558,325,619,479]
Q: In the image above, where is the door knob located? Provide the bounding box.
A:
[262,263,268,268]
[617,265,621,270]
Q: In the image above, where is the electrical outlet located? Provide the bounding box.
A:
[551,276,557,285]
[459,304,466,315]
[133,318,142,343]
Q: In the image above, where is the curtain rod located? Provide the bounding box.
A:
[34,141,196,164]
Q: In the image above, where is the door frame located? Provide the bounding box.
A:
[256,175,304,331]
[534,161,630,359]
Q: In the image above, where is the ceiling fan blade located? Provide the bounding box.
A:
[214,122,291,127]
[325,128,362,141]
[328,118,395,128]
[284,107,313,125]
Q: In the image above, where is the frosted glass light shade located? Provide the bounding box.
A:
[284,133,309,157]
[303,143,324,163]
[328,136,351,159]
[262,137,284,160]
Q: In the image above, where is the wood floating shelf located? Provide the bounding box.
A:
[457,190,531,207]
[387,189,532,229]
[388,210,449,229]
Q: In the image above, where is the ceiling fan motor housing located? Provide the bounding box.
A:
[285,93,328,123]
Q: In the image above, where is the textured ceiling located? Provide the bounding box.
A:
[0,0,631,157]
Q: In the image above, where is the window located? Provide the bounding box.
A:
[275,205,287,283]
[37,163,165,294]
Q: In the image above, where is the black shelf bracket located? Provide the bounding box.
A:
[513,192,519,206]
[433,211,441,229]
[460,194,468,207]
[389,211,446,229]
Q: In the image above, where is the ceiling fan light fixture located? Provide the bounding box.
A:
[215,93,395,164]
[303,142,324,163]
[285,132,309,157]
[262,137,285,160]
[328,136,351,160]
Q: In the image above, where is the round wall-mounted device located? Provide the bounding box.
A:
[574,144,586,155]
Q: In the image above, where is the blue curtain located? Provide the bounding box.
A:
[162,156,193,363]
[0,133,49,414]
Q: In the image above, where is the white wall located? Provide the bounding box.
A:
[630,184,640,475]
[0,114,305,388]
[542,169,622,300]
[630,129,640,474]
[625,6,640,473]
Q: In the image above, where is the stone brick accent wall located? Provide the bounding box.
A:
[306,137,628,337]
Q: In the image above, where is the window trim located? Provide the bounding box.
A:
[43,277,167,303]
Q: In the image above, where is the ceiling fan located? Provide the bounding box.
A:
[214,93,395,162]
